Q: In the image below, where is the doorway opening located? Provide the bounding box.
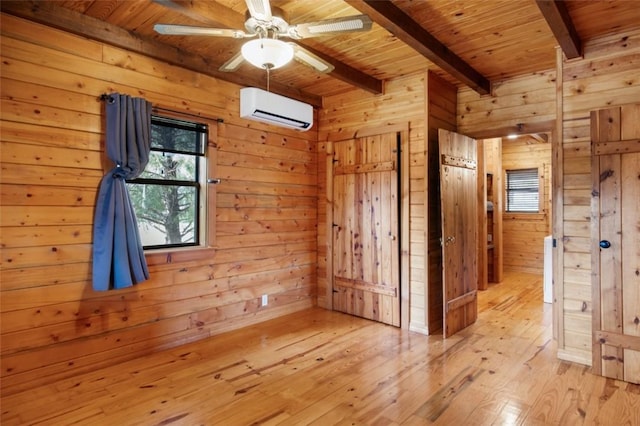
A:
[479,132,552,291]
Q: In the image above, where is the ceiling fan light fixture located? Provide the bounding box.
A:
[241,38,294,70]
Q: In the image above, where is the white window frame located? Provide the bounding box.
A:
[505,168,540,213]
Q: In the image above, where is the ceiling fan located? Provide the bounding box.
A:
[154,0,372,74]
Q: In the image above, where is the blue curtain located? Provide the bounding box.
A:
[92,93,151,291]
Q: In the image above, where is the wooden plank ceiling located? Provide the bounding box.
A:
[2,0,639,105]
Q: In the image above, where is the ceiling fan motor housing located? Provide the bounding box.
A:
[245,7,289,37]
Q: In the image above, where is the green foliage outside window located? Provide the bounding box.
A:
[127,116,207,249]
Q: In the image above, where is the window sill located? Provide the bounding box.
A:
[503,212,547,221]
[145,246,216,266]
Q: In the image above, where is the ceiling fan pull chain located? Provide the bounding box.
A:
[266,66,270,92]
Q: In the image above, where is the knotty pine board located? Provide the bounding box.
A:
[455,27,640,366]
[558,28,640,366]
[425,71,458,333]
[319,72,428,333]
[501,135,552,274]
[0,13,317,396]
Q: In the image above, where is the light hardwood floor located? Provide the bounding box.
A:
[2,272,639,425]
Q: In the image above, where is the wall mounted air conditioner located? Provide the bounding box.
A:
[240,87,313,131]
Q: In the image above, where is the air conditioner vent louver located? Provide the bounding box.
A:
[240,87,313,131]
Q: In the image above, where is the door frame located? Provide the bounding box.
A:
[463,119,558,334]
[325,123,410,329]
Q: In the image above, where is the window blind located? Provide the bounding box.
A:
[506,168,539,212]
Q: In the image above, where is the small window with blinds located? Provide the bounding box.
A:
[505,168,539,212]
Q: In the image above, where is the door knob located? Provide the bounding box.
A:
[440,236,455,246]
[599,240,611,249]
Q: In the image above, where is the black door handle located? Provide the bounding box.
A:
[599,240,611,249]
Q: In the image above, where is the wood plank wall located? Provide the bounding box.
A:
[457,69,556,336]
[318,71,457,335]
[458,28,640,366]
[458,72,556,278]
[557,28,640,365]
[501,135,552,274]
[483,137,503,285]
[0,14,316,396]
[318,72,424,331]
[458,71,556,138]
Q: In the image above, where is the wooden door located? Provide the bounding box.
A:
[439,129,478,337]
[332,130,400,326]
[591,104,640,384]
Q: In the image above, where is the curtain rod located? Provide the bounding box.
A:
[99,93,224,123]
[152,106,224,124]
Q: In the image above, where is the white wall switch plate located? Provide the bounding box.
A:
[261,294,268,306]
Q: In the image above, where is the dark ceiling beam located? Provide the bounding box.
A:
[347,0,490,96]
[154,0,383,95]
[0,0,323,106]
[535,0,582,59]
[295,43,383,95]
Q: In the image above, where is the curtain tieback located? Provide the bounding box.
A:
[111,164,128,179]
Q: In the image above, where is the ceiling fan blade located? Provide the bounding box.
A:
[219,51,245,72]
[245,0,272,21]
[290,43,335,74]
[154,24,246,38]
[287,15,372,39]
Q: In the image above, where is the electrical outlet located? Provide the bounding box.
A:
[261,294,268,306]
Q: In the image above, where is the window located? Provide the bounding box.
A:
[127,115,208,249]
[505,168,539,212]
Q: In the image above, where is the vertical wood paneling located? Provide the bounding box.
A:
[439,129,478,337]
[478,139,487,290]
[554,46,565,347]
[558,28,640,366]
[591,105,640,384]
[319,73,428,332]
[483,138,503,284]
[425,71,458,334]
[316,140,332,309]
[0,13,316,396]
[331,130,401,326]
